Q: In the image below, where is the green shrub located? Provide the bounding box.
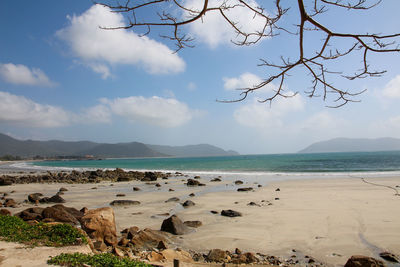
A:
[0,215,86,246]
[48,252,152,267]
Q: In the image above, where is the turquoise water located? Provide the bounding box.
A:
[33,151,400,173]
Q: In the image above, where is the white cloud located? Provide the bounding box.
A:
[234,93,304,128]
[0,63,56,87]
[100,96,194,127]
[382,75,400,98]
[300,112,349,134]
[223,72,262,90]
[82,104,112,123]
[56,5,185,76]
[0,91,70,127]
[188,82,197,91]
[183,0,267,48]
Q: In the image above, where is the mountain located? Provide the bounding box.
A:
[147,144,239,157]
[0,133,165,158]
[0,133,238,158]
[299,137,400,153]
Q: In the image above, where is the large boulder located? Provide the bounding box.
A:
[221,209,242,217]
[39,194,66,203]
[28,193,43,203]
[42,205,81,225]
[80,207,118,246]
[160,215,189,235]
[129,228,172,250]
[344,255,386,267]
[207,249,230,263]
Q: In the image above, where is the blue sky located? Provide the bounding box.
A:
[1,1,400,154]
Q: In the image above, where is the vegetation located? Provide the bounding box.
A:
[0,215,86,246]
[0,155,22,161]
[47,253,152,267]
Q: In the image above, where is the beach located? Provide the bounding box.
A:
[0,164,399,266]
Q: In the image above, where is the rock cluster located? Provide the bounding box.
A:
[0,169,170,185]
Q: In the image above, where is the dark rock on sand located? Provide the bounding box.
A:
[141,172,157,181]
[28,193,43,203]
[379,252,399,263]
[247,202,260,207]
[165,197,180,203]
[129,228,172,250]
[42,205,80,225]
[234,180,243,185]
[189,193,195,197]
[116,194,126,197]
[133,187,141,191]
[187,179,200,186]
[221,209,242,217]
[182,200,195,208]
[237,187,253,192]
[184,220,202,228]
[210,178,222,182]
[160,215,188,235]
[40,194,66,203]
[275,188,281,191]
[344,255,385,267]
[110,200,140,206]
[0,178,13,186]
[210,210,218,214]
[59,187,68,192]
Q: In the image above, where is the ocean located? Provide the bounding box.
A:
[30,151,400,179]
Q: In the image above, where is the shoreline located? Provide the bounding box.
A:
[0,166,399,266]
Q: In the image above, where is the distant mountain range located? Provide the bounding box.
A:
[0,133,239,158]
[299,137,400,153]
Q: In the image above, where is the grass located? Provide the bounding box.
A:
[0,215,87,246]
[47,253,153,267]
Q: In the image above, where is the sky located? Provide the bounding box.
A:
[1,0,400,154]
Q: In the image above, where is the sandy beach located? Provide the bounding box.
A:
[0,165,399,267]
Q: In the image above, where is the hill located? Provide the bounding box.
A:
[0,133,238,158]
[147,144,239,157]
[299,137,400,153]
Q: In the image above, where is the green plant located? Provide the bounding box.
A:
[47,252,152,267]
[0,215,86,246]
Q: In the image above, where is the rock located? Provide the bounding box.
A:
[155,183,161,187]
[187,179,200,186]
[148,251,164,262]
[0,178,13,186]
[258,184,262,187]
[182,200,195,208]
[42,205,82,225]
[126,226,140,239]
[247,202,260,206]
[210,178,221,182]
[80,207,118,246]
[235,248,242,255]
[210,210,218,214]
[379,252,399,263]
[344,255,386,267]
[184,220,202,228]
[189,193,195,197]
[3,198,17,207]
[157,240,168,250]
[28,193,43,203]
[221,209,242,217]
[130,228,172,250]
[59,187,68,192]
[133,187,141,191]
[109,200,140,206]
[0,209,11,216]
[207,249,229,262]
[194,176,201,179]
[161,249,193,263]
[141,172,157,181]
[168,188,174,192]
[234,180,243,185]
[16,207,44,221]
[275,188,280,191]
[118,236,130,246]
[237,187,253,192]
[93,240,108,252]
[165,197,180,203]
[160,215,189,235]
[232,252,259,264]
[116,194,126,197]
[80,207,88,214]
[40,194,66,203]
[113,246,125,257]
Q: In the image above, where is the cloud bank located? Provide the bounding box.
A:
[56,5,185,77]
[0,63,56,87]
[0,91,195,128]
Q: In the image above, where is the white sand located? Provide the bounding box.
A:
[1,175,399,266]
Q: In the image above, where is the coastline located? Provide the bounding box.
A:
[0,164,399,266]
